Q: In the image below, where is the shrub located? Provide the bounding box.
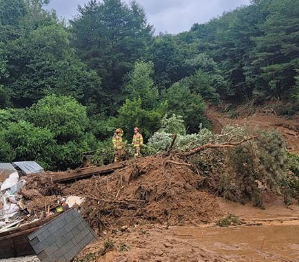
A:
[216,214,241,227]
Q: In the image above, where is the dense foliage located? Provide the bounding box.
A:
[0,0,299,169]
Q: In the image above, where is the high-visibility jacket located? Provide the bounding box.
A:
[112,134,123,149]
[132,133,143,147]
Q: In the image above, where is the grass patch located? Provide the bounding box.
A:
[216,213,241,227]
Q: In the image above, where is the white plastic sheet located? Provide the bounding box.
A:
[1,172,19,192]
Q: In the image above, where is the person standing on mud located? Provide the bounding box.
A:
[132,127,143,158]
[112,128,124,162]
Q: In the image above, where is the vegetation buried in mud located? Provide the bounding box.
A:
[216,213,241,227]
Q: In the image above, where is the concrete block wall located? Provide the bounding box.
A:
[28,209,97,262]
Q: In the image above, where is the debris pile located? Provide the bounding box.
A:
[0,162,44,231]
[21,156,222,234]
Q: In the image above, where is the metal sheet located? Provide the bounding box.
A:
[12,161,44,175]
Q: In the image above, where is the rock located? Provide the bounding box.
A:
[164,242,173,248]
[153,250,164,256]
[117,256,128,262]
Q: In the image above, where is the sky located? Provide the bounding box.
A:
[47,0,251,34]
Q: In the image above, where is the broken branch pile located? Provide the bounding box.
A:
[20,133,293,234]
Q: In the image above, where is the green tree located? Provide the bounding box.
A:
[188,69,220,103]
[251,0,299,99]
[3,23,101,107]
[0,85,11,108]
[29,94,89,143]
[125,61,159,110]
[70,0,153,114]
[0,130,15,161]
[164,80,208,133]
[149,34,189,88]
[1,120,55,166]
[118,98,164,140]
[0,0,27,26]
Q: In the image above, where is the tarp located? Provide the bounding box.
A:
[0,164,17,182]
[12,161,44,175]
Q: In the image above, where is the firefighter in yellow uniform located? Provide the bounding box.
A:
[132,127,143,157]
[112,128,124,162]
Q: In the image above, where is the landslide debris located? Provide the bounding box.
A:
[22,125,299,233]
[23,156,222,233]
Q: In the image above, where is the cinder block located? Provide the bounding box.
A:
[29,209,98,262]
[72,225,81,236]
[64,223,73,233]
[78,222,87,231]
[57,220,65,229]
[30,236,40,246]
[55,227,66,239]
[64,249,74,262]
[48,224,59,235]
[28,231,38,240]
[56,256,67,262]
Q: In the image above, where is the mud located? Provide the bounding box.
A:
[75,218,299,262]
[16,105,299,261]
[75,224,229,262]
[206,105,299,155]
[173,224,299,262]
[60,156,222,232]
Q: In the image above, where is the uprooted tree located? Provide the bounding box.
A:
[22,125,299,234]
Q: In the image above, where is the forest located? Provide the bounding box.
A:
[0,0,299,170]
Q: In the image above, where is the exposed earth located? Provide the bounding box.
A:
[3,106,299,262]
[72,106,299,262]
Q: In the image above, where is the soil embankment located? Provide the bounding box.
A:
[206,106,299,155]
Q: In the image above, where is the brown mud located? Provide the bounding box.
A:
[21,106,299,261]
[206,105,299,155]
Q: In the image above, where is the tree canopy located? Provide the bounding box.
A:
[0,0,298,169]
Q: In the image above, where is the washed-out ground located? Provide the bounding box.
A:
[72,197,299,262]
[2,107,299,262]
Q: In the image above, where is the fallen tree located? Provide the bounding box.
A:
[20,125,298,234]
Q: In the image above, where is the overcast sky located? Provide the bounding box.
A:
[47,0,251,34]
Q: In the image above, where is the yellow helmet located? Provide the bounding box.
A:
[115,128,123,136]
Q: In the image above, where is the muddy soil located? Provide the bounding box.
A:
[74,195,299,262]
[17,105,299,262]
[206,106,299,155]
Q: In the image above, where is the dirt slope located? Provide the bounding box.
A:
[206,106,299,155]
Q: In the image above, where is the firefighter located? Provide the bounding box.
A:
[112,128,124,162]
[132,127,143,157]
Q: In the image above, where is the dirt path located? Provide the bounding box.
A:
[206,106,299,155]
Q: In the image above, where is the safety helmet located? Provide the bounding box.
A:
[134,127,139,132]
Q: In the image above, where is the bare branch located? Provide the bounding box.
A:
[181,136,257,157]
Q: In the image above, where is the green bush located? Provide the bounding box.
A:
[1,121,56,167]
[30,94,89,143]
